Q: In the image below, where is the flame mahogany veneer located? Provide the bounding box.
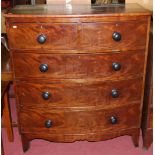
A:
[5,4,151,152]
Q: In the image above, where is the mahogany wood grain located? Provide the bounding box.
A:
[81,21,147,51]
[1,40,13,81]
[12,51,145,79]
[6,16,149,24]
[141,21,153,149]
[1,121,18,128]
[16,78,142,108]
[21,135,30,152]
[8,23,78,50]
[23,128,139,143]
[21,127,140,152]
[1,81,10,98]
[19,104,140,134]
[148,108,153,129]
[4,3,151,152]
[4,4,151,17]
[143,128,153,149]
[2,90,14,142]
[7,21,147,51]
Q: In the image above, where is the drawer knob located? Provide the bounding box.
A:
[42,92,51,100]
[37,34,46,44]
[112,62,121,71]
[45,120,53,128]
[39,64,48,72]
[112,32,121,41]
[110,116,117,124]
[111,89,119,98]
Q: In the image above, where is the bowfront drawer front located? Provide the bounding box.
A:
[20,104,140,134]
[8,21,147,51]
[16,78,142,108]
[8,23,78,50]
[81,21,148,51]
[13,51,145,79]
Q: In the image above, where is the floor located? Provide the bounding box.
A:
[2,98,153,155]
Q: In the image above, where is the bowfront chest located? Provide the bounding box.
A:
[5,4,151,152]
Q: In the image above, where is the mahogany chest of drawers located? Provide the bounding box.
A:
[5,4,151,152]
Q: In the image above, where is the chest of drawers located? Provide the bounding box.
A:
[5,4,151,152]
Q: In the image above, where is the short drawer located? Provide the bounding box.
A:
[8,23,78,50]
[19,104,140,134]
[81,21,147,51]
[16,78,142,108]
[13,51,145,79]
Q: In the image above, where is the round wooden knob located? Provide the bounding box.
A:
[42,92,51,100]
[111,89,119,98]
[45,120,52,128]
[110,116,117,124]
[112,62,121,71]
[37,34,46,44]
[39,64,48,72]
[112,32,121,41]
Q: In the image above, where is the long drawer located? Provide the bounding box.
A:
[19,104,140,134]
[16,78,142,108]
[8,21,147,50]
[13,51,145,79]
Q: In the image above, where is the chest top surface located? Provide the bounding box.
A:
[5,3,151,17]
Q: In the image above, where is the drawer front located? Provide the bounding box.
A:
[13,51,145,79]
[8,21,147,51]
[20,104,140,134]
[16,78,142,108]
[8,23,78,49]
[81,21,147,51]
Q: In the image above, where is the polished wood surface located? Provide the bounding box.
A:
[13,51,145,79]
[16,78,142,108]
[1,81,10,98]
[5,4,151,152]
[8,23,78,50]
[21,128,140,152]
[81,21,147,51]
[1,40,13,81]
[141,22,153,149]
[4,4,151,17]
[7,21,147,50]
[19,104,140,134]
[2,89,14,142]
